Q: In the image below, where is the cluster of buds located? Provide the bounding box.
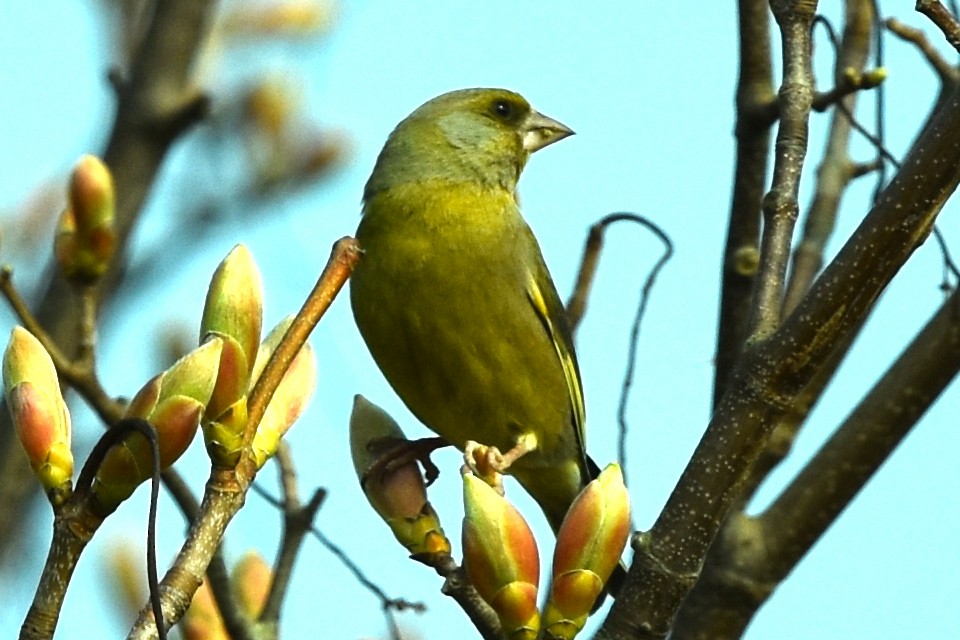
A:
[54,155,116,285]
[350,395,451,560]
[463,464,630,640]
[90,339,223,513]
[349,398,631,640]
[200,245,316,469]
[4,237,316,516]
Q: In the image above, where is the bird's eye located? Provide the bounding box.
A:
[492,100,513,119]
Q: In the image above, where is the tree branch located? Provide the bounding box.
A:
[126,237,358,639]
[599,23,960,640]
[0,0,219,564]
[713,0,774,406]
[670,285,960,638]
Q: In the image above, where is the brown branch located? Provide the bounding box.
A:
[161,470,255,640]
[429,554,502,640]
[759,291,960,595]
[713,0,775,406]
[917,0,960,53]
[598,21,960,640]
[748,0,818,339]
[126,237,359,639]
[258,443,326,629]
[18,501,102,640]
[672,286,960,639]
[0,0,218,564]
[245,236,360,447]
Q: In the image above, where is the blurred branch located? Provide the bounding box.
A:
[258,443,326,629]
[885,17,958,83]
[250,479,420,640]
[0,0,218,565]
[713,0,774,406]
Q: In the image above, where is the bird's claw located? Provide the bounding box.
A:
[462,441,507,494]
[361,436,449,489]
[462,434,538,495]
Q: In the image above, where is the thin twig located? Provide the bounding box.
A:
[258,443,328,628]
[250,480,421,640]
[244,237,360,447]
[564,212,672,483]
[747,1,818,339]
[886,17,957,80]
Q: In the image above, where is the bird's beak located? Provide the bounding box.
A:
[521,110,574,153]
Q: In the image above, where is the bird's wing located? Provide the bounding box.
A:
[525,269,590,485]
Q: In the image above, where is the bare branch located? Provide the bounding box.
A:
[713,0,774,406]
[600,15,960,640]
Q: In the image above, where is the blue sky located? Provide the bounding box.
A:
[1,2,958,639]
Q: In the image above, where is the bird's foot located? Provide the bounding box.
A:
[361,436,449,489]
[462,434,538,495]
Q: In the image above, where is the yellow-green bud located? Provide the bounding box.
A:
[251,318,317,468]
[92,340,222,511]
[462,473,540,639]
[200,245,263,466]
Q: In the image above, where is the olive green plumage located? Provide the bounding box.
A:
[350,88,592,532]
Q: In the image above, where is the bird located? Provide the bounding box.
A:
[350,87,596,536]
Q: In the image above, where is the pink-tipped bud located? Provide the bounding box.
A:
[92,340,223,512]
[55,155,116,284]
[250,318,317,469]
[232,551,272,618]
[462,473,540,638]
[182,579,228,640]
[350,395,450,557]
[3,327,73,495]
[543,464,630,638]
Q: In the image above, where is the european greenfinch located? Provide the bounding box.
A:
[350,88,595,534]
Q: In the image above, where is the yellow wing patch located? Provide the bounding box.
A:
[526,273,587,468]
